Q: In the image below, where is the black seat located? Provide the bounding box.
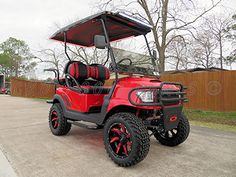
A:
[65,61,111,94]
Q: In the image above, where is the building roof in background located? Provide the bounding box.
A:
[163,67,228,74]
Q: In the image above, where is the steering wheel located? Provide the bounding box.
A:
[117,58,133,66]
[65,73,83,93]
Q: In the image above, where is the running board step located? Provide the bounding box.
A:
[67,120,102,129]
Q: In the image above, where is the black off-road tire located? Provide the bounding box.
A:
[49,103,71,136]
[154,113,190,146]
[104,112,150,167]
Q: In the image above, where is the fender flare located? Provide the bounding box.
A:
[52,94,67,113]
[102,104,138,124]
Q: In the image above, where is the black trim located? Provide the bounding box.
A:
[144,35,157,71]
[64,31,71,61]
[100,17,118,81]
[67,120,100,129]
[44,68,61,91]
[162,104,183,131]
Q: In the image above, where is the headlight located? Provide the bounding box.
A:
[136,90,154,103]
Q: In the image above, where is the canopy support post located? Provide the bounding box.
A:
[100,17,118,81]
[64,31,71,61]
[144,34,157,72]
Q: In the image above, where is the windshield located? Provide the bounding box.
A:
[110,35,155,76]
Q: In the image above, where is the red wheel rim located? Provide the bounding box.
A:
[51,111,59,129]
[108,123,132,158]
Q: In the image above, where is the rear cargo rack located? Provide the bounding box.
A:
[128,82,188,107]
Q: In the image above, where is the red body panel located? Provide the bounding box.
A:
[56,76,179,114]
[56,86,109,112]
[107,77,178,112]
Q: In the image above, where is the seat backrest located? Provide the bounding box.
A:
[66,61,110,82]
[89,64,110,81]
[67,61,89,81]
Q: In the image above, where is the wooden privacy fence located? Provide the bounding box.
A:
[11,78,55,99]
[160,70,236,112]
[10,70,236,111]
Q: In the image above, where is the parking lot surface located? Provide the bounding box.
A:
[0,95,236,177]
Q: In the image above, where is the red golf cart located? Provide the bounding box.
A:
[45,11,190,167]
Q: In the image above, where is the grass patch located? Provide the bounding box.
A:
[184,108,236,126]
[185,108,236,132]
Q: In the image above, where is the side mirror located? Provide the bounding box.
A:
[94,35,107,49]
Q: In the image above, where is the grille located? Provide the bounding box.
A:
[160,90,180,106]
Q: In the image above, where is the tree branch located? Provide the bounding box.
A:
[166,0,222,35]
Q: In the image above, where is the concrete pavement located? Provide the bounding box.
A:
[0,95,236,177]
[0,148,17,177]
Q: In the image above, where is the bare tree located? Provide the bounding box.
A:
[98,0,222,73]
[166,35,189,70]
[224,14,236,69]
[226,14,236,45]
[67,46,108,65]
[224,49,236,70]
[191,29,218,68]
[35,48,66,73]
[35,46,108,76]
[204,14,233,69]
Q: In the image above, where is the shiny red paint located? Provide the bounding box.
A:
[56,76,181,113]
[56,85,110,112]
[106,77,179,113]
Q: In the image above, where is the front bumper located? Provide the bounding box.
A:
[128,82,187,131]
[128,82,187,107]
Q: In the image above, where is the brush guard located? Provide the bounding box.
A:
[128,82,188,130]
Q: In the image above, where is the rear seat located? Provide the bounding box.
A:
[66,61,111,94]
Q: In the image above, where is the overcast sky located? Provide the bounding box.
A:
[1,0,235,49]
[0,0,236,78]
[0,0,101,50]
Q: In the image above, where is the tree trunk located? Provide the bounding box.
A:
[219,35,223,69]
[158,49,165,73]
[206,56,209,68]
[139,0,169,73]
[15,62,18,77]
[159,0,168,73]
[176,58,180,70]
